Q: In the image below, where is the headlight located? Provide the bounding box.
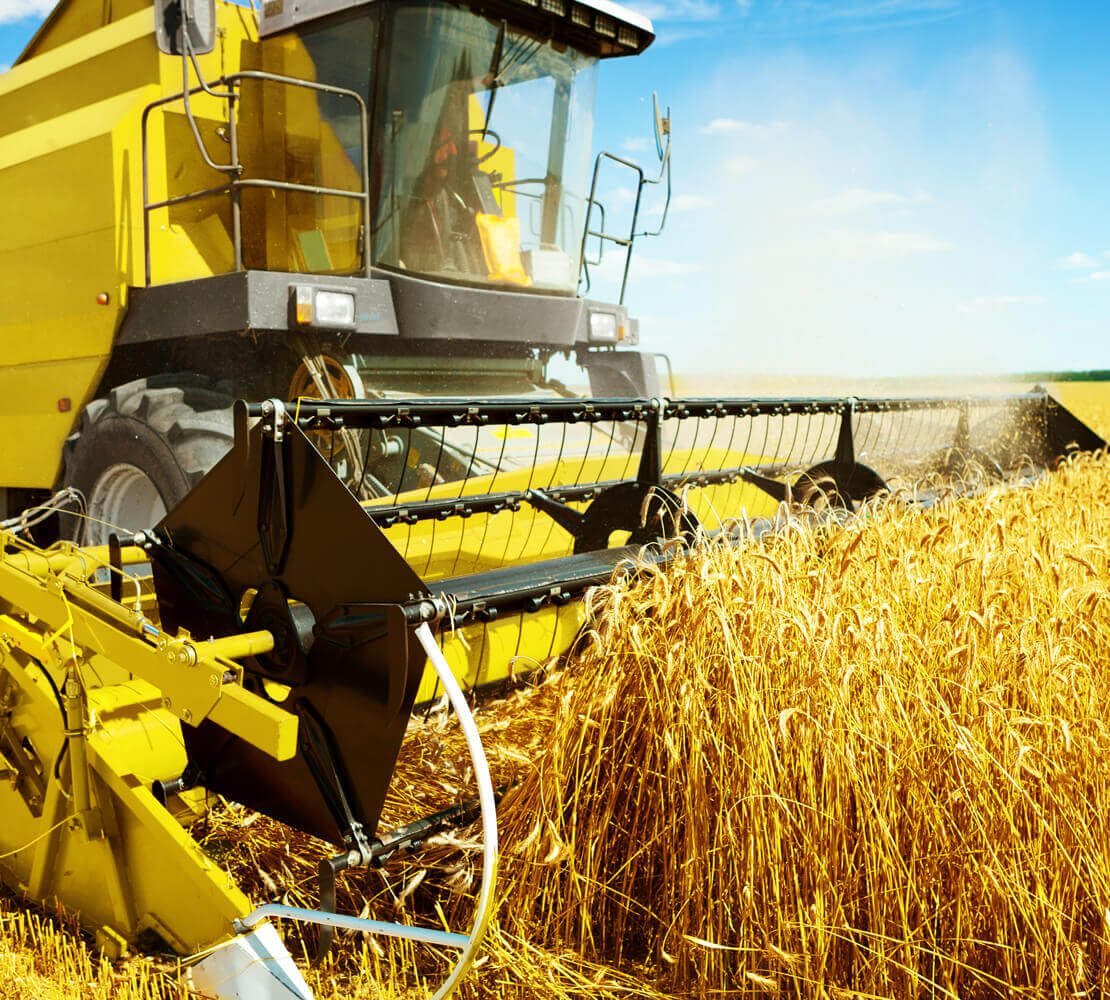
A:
[314,291,356,328]
[588,311,619,344]
[293,286,356,329]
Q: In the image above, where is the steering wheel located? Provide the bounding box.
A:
[468,127,502,164]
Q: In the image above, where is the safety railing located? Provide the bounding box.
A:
[140,68,371,286]
[578,144,671,303]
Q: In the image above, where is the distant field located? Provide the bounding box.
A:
[671,372,1110,440]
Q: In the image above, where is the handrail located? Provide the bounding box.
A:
[577,136,671,304]
[578,151,644,304]
[141,66,372,286]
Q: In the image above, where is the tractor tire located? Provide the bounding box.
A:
[62,375,235,545]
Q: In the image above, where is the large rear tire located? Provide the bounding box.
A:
[62,375,234,545]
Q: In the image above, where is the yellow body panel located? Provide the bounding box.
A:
[421,602,586,702]
[0,3,258,487]
[0,0,375,486]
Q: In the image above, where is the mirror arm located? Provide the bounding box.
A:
[634,103,672,239]
[179,34,239,176]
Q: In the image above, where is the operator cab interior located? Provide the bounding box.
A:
[248,0,652,293]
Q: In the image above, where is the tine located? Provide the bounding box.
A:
[446,423,484,579]
[462,421,512,580]
[724,411,752,523]
[508,422,560,565]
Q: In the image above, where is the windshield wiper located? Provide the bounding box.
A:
[483,25,545,134]
[482,21,506,137]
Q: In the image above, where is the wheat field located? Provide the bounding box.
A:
[2,385,1109,999]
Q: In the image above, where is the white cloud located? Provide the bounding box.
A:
[701,118,787,137]
[0,64,9,73]
[619,35,1074,377]
[589,253,702,287]
[1078,271,1110,282]
[723,155,758,176]
[822,230,952,259]
[643,193,712,217]
[621,136,650,153]
[605,186,636,204]
[633,257,704,278]
[1058,251,1097,270]
[957,295,1047,313]
[814,188,906,214]
[0,0,52,24]
[813,187,934,214]
[670,193,713,211]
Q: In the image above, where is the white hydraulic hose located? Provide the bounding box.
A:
[206,623,498,1000]
[415,622,499,1000]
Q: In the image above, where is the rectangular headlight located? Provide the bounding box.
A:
[588,311,618,344]
[313,290,356,328]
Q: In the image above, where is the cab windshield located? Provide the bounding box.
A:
[374,2,598,293]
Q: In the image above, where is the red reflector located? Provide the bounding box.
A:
[96,292,110,305]
[57,398,72,413]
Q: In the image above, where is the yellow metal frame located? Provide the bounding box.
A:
[0,530,298,953]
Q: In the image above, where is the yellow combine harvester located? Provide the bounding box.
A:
[0,0,1105,994]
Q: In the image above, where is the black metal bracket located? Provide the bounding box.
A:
[108,533,123,604]
[636,399,664,485]
[523,489,586,538]
[311,787,506,963]
[258,401,292,577]
[520,401,697,551]
[740,399,888,510]
[835,400,856,469]
[927,402,1005,482]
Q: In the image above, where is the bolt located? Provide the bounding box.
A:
[181,709,192,723]
[162,697,171,710]
[208,674,219,687]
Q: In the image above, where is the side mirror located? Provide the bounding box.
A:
[155,0,216,56]
[652,92,671,163]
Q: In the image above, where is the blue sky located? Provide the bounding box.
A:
[2,0,1106,375]
[588,0,1110,375]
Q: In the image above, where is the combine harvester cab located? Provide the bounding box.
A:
[0,0,673,543]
